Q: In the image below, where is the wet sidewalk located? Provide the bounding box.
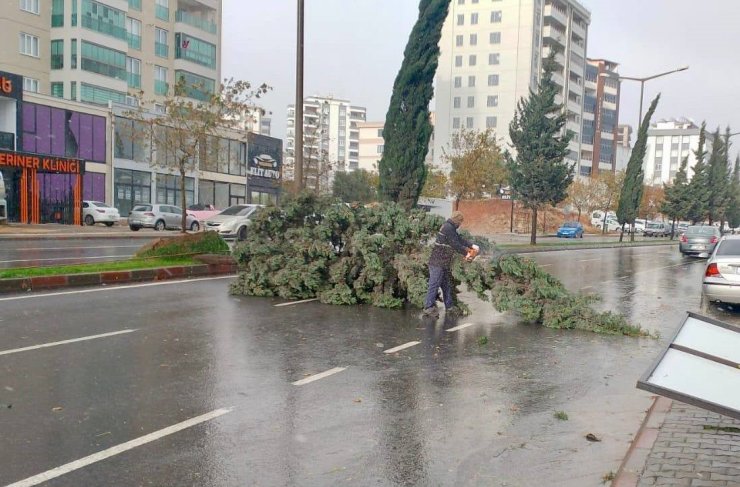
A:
[616,399,740,486]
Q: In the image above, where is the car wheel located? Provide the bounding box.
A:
[237,226,248,241]
[129,225,140,232]
[84,215,95,226]
[190,221,200,232]
[154,220,166,231]
[104,222,114,227]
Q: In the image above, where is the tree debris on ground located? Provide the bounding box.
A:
[230,194,646,336]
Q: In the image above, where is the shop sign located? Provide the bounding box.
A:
[0,71,23,101]
[247,133,282,180]
[0,149,85,174]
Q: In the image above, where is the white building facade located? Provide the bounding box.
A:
[644,119,714,186]
[433,0,590,171]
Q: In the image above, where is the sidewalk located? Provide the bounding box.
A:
[615,398,740,486]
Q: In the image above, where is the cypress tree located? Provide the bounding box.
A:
[685,123,710,224]
[507,53,573,246]
[378,0,450,209]
[661,156,690,239]
[726,156,740,230]
[617,94,660,242]
[706,127,731,226]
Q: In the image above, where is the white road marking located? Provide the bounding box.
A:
[0,330,137,357]
[0,255,134,264]
[383,341,421,354]
[446,322,476,332]
[10,245,141,252]
[274,298,319,307]
[539,264,553,268]
[5,408,233,487]
[0,275,235,302]
[578,258,600,263]
[292,367,346,386]
[580,285,594,291]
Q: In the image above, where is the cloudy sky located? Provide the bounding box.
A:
[223,0,740,148]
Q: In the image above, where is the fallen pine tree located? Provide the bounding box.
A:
[230,194,647,336]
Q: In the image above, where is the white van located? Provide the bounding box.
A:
[0,171,6,223]
[591,210,617,228]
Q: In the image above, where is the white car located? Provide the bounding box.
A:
[204,204,263,241]
[83,201,120,227]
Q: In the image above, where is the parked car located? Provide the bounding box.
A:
[82,201,120,227]
[590,210,616,228]
[633,219,647,234]
[204,204,263,240]
[644,221,672,237]
[702,235,740,306]
[556,221,584,238]
[603,218,622,232]
[677,222,690,235]
[128,204,200,232]
[187,203,221,222]
[679,225,721,257]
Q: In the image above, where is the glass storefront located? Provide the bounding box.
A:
[156,173,194,208]
[198,179,245,209]
[114,168,151,216]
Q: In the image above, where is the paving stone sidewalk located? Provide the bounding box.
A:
[637,403,740,487]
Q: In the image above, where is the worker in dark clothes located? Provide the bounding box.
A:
[423,211,474,317]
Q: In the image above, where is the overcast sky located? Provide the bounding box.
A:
[223,0,740,149]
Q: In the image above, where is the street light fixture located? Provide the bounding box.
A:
[600,65,689,124]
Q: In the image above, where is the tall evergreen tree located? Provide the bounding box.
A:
[661,156,690,239]
[378,0,450,209]
[726,156,740,230]
[685,123,710,224]
[617,94,660,242]
[507,53,573,245]
[706,127,730,225]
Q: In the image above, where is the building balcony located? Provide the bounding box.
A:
[542,25,566,45]
[572,19,587,37]
[544,4,568,28]
[82,15,128,41]
[175,10,218,35]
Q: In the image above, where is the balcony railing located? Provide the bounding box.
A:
[155,42,169,58]
[127,33,141,50]
[175,10,217,35]
[154,80,169,96]
[127,72,141,89]
[82,15,127,41]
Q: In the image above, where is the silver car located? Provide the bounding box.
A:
[204,204,262,240]
[128,204,200,232]
[702,235,740,305]
[679,225,721,257]
[82,201,120,227]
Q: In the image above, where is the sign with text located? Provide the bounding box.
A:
[247,133,282,180]
[0,71,23,101]
[0,149,85,174]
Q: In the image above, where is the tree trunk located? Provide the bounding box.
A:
[630,223,635,242]
[670,217,676,241]
[619,224,625,243]
[454,196,460,211]
[530,208,538,246]
[577,208,582,221]
[180,164,188,233]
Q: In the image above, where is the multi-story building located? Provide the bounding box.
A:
[358,121,384,173]
[644,119,715,186]
[285,96,367,184]
[433,0,590,171]
[3,0,222,107]
[615,124,632,172]
[580,58,620,177]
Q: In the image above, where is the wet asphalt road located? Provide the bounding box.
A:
[0,244,729,486]
[0,238,156,269]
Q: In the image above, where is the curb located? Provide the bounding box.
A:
[0,262,237,295]
[612,396,673,487]
[501,242,675,254]
[0,233,176,241]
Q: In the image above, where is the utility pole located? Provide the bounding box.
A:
[294,0,305,190]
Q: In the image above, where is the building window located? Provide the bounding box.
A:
[23,77,39,93]
[469,54,477,66]
[457,0,464,4]
[486,116,497,128]
[466,117,474,129]
[51,0,64,26]
[175,33,217,69]
[455,55,463,67]
[453,97,461,109]
[51,40,64,69]
[456,35,463,47]
[155,0,169,21]
[154,66,168,95]
[377,145,384,154]
[80,83,127,105]
[488,74,500,86]
[470,33,477,46]
[487,95,498,107]
[468,75,476,87]
[467,96,475,108]
[126,57,141,88]
[457,14,464,26]
[71,81,77,101]
[471,13,479,24]
[81,41,127,81]
[175,70,215,101]
[80,0,127,40]
[491,10,502,22]
[156,173,195,207]
[19,32,39,57]
[128,0,142,11]
[490,32,501,44]
[488,53,500,65]
[377,128,383,137]
[51,82,64,98]
[114,168,152,217]
[453,117,460,129]
[155,28,169,58]
[71,39,77,68]
[20,0,40,14]
[127,17,142,50]
[454,76,462,88]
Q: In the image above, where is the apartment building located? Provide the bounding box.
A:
[285,96,367,183]
[433,0,590,171]
[615,124,632,172]
[3,0,222,106]
[580,58,620,177]
[358,121,384,173]
[644,119,715,186]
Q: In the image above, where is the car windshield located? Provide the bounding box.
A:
[563,222,579,228]
[132,205,152,212]
[715,240,740,256]
[220,205,255,217]
[647,223,661,229]
[687,226,717,235]
[92,201,110,208]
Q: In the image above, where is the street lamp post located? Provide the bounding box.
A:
[294,0,305,190]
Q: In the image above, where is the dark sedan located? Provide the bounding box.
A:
[679,225,721,257]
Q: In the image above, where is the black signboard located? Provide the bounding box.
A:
[0,71,23,101]
[247,133,282,180]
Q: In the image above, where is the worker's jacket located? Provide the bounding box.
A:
[428,219,472,269]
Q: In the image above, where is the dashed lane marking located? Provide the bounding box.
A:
[0,330,137,357]
[383,341,421,354]
[446,323,476,332]
[274,298,319,307]
[292,367,347,386]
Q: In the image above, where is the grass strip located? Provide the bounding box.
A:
[0,257,196,279]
